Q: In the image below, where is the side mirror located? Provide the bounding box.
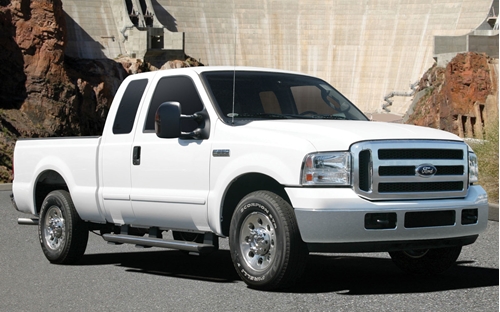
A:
[155,102,181,138]
[155,101,210,140]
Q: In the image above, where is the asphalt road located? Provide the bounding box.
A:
[1,190,498,312]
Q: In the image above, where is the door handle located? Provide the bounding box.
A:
[133,146,141,165]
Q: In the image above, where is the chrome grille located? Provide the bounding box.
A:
[351,140,469,200]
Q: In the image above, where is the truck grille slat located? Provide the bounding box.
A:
[379,165,464,176]
[378,182,464,193]
[358,150,371,192]
[378,149,463,160]
[351,140,469,200]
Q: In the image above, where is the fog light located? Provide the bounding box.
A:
[365,213,397,229]
[462,209,478,225]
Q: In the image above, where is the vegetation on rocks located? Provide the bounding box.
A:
[469,116,499,203]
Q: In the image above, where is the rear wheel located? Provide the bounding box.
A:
[389,246,462,275]
[229,191,308,290]
[38,190,88,264]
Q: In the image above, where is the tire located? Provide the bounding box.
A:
[389,246,462,275]
[229,191,308,290]
[38,190,89,264]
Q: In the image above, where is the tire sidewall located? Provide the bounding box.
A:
[38,190,83,263]
[229,192,287,288]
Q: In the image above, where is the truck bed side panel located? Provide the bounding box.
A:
[13,137,105,222]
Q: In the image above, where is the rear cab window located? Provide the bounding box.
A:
[113,79,148,134]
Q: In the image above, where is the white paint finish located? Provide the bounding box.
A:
[13,137,105,222]
[127,69,212,230]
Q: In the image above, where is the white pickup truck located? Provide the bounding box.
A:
[12,67,488,290]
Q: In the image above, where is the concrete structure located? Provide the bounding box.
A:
[434,4,499,68]
[64,0,183,64]
[64,0,123,59]
[62,0,497,115]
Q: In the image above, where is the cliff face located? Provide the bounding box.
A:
[1,0,128,136]
[0,0,26,108]
[406,52,498,138]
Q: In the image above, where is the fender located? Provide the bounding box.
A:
[206,120,316,234]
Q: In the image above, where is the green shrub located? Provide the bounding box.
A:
[470,119,499,203]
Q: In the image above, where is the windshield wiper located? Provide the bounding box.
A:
[311,114,347,120]
[228,113,347,120]
[228,113,293,119]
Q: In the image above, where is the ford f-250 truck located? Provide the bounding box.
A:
[11,67,488,290]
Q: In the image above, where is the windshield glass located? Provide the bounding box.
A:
[202,71,369,123]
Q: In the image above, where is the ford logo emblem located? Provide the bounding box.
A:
[416,164,437,177]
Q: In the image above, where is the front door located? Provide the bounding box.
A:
[130,75,211,231]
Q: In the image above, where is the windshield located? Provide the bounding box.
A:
[202,71,369,123]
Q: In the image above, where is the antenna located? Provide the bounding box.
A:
[231,0,237,125]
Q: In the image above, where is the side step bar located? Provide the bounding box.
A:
[102,233,217,255]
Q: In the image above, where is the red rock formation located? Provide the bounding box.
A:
[406,52,497,138]
[2,0,128,137]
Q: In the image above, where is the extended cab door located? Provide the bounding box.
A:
[100,78,149,225]
[129,74,211,230]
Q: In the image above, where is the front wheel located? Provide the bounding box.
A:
[229,191,308,290]
[38,190,88,264]
[389,246,462,275]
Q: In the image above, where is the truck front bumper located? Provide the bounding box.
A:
[286,185,488,252]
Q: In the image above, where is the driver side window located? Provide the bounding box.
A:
[144,76,204,132]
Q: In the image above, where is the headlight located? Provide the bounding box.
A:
[468,151,479,184]
[301,152,351,186]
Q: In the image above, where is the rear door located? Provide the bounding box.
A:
[129,73,211,230]
[100,78,149,224]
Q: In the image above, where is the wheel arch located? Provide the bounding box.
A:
[34,170,69,214]
[220,172,290,237]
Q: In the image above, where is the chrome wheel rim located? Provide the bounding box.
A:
[239,212,276,271]
[43,206,66,251]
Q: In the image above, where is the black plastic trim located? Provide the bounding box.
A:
[306,235,478,253]
[102,234,216,254]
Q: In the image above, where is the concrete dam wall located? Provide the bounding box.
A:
[63,0,495,115]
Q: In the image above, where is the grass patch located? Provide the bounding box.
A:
[469,119,499,203]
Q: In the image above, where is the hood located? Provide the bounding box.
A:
[232,120,463,151]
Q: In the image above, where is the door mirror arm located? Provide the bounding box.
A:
[155,102,210,140]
